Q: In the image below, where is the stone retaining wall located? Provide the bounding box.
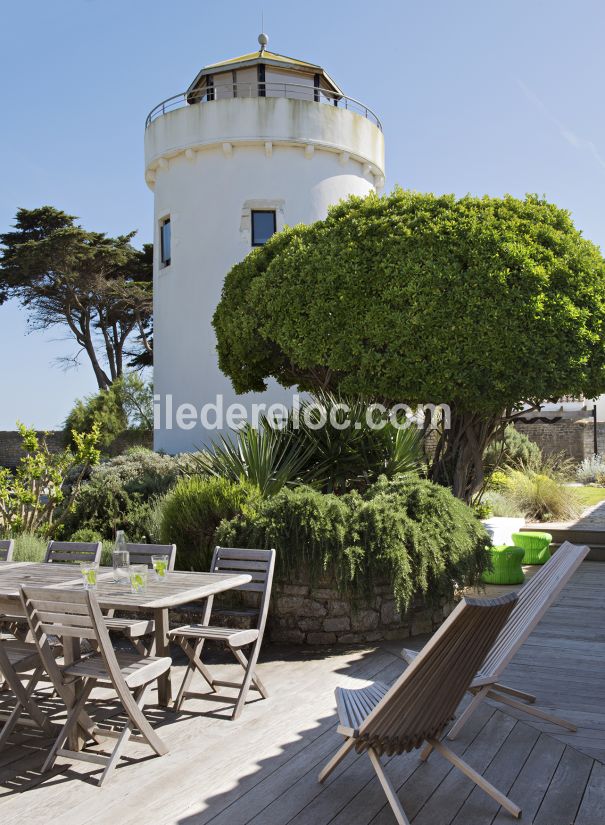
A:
[269,578,457,645]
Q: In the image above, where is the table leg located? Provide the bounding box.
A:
[63,636,88,751]
[154,608,172,707]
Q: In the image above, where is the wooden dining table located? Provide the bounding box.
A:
[0,561,252,707]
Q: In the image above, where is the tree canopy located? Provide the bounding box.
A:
[0,206,153,388]
[213,189,605,499]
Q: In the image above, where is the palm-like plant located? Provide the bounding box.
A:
[191,416,313,497]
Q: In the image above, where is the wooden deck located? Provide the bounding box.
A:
[0,562,603,825]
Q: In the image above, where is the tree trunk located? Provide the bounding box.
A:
[428,407,503,503]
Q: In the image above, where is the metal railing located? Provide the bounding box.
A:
[145,82,382,130]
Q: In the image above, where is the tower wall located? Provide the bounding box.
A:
[145,96,385,453]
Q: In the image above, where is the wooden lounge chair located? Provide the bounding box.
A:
[170,547,275,720]
[0,540,14,562]
[403,540,589,740]
[319,593,521,824]
[0,637,54,747]
[104,543,177,655]
[20,585,171,786]
[45,540,102,565]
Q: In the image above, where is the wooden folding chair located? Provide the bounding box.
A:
[20,585,171,786]
[319,594,521,824]
[402,541,589,740]
[0,637,54,747]
[104,543,177,655]
[0,540,14,562]
[45,541,102,565]
[170,547,275,720]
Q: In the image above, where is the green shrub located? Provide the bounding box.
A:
[216,475,489,611]
[499,470,582,521]
[159,476,257,569]
[13,534,47,562]
[61,448,185,541]
[484,425,542,473]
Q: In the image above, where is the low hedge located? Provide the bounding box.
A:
[216,475,490,610]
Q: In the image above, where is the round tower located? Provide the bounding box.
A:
[145,36,385,453]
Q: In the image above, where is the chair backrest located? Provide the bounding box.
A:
[45,541,102,565]
[0,539,14,562]
[210,547,276,631]
[357,593,518,754]
[478,541,589,680]
[20,585,134,700]
[125,543,177,571]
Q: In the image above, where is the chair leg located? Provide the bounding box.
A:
[0,666,51,747]
[367,748,411,825]
[419,741,433,762]
[318,737,356,783]
[96,685,148,786]
[447,685,490,740]
[43,679,96,773]
[429,738,521,819]
[487,689,577,732]
[173,638,215,711]
[232,646,269,699]
[492,682,536,703]
[231,642,262,721]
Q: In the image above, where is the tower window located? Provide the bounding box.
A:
[160,217,171,267]
[251,210,276,246]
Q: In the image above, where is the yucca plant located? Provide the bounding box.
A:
[295,393,425,493]
[191,416,313,497]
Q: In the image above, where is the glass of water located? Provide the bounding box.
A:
[129,564,148,594]
[151,554,169,581]
[80,562,98,591]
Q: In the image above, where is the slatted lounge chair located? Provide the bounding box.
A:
[44,540,102,565]
[402,540,589,740]
[20,585,171,786]
[0,637,54,747]
[0,540,14,562]
[104,543,177,655]
[170,547,275,720]
[319,593,521,824]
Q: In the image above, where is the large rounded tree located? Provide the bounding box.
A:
[213,190,605,500]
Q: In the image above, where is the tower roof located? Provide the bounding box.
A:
[187,46,344,97]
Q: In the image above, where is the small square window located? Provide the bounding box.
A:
[251,210,276,246]
[160,217,171,267]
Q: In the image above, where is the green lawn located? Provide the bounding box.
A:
[575,485,605,508]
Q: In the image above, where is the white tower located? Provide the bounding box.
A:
[145,36,385,453]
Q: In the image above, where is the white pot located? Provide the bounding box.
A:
[480,517,526,547]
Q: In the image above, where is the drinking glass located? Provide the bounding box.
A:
[80,562,98,591]
[129,564,148,594]
[112,549,130,584]
[151,554,169,581]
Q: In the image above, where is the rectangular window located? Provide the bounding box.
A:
[160,217,171,267]
[251,210,276,246]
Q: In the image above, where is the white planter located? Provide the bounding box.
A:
[480,517,526,547]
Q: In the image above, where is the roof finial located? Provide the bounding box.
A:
[258,31,269,54]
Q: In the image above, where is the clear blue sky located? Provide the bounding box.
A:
[1,0,604,429]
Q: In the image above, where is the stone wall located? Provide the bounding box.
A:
[268,576,457,645]
[0,429,153,470]
[514,417,605,461]
[0,430,67,469]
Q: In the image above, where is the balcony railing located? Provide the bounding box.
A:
[145,82,382,130]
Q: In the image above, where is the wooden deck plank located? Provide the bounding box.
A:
[532,746,594,825]
[491,733,565,825]
[575,761,605,825]
[449,720,538,825]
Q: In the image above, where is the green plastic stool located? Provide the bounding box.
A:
[482,545,525,585]
[512,531,552,565]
